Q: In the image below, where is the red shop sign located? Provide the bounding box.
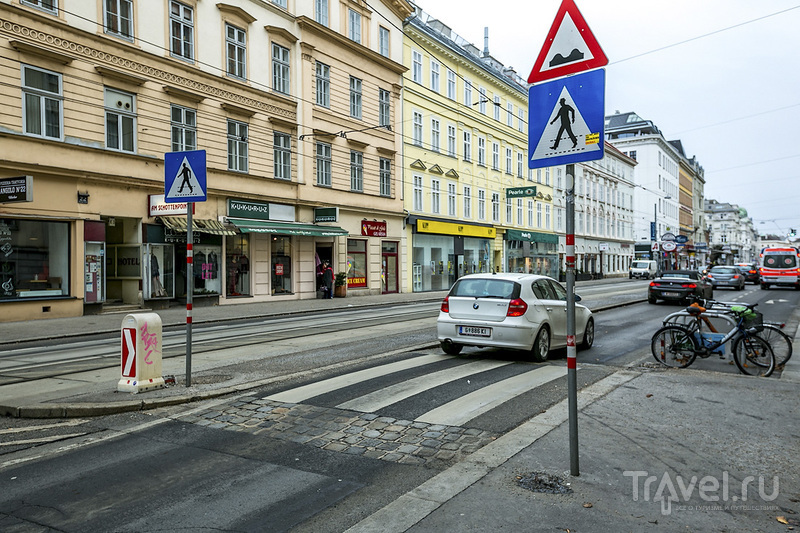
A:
[361,220,387,237]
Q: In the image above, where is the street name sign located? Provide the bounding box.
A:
[528,68,605,169]
[165,150,207,203]
[527,0,608,84]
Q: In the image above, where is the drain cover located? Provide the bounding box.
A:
[516,472,573,494]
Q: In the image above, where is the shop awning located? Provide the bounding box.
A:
[158,216,237,236]
[504,229,559,244]
[227,218,349,237]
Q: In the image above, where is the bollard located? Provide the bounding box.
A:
[118,313,165,393]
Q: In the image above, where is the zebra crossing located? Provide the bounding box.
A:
[181,352,575,466]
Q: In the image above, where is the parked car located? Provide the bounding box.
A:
[734,263,760,284]
[647,270,713,304]
[707,265,745,290]
[437,273,594,362]
[629,260,658,279]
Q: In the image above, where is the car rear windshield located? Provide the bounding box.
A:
[450,279,520,299]
[711,267,736,274]
[632,261,651,268]
[763,254,797,268]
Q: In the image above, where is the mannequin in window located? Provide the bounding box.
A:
[151,254,166,297]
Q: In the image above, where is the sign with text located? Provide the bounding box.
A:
[506,186,537,198]
[315,207,339,223]
[0,176,33,203]
[149,194,194,217]
[228,199,269,220]
[361,220,387,237]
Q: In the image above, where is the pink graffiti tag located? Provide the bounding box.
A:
[140,322,161,365]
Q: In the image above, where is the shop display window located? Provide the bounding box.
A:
[193,245,221,295]
[143,244,175,299]
[226,234,250,296]
[346,239,367,288]
[0,219,69,300]
[271,235,292,294]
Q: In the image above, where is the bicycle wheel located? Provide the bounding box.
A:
[732,335,775,377]
[759,324,792,366]
[651,325,698,368]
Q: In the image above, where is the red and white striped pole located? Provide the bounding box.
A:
[185,202,193,387]
[565,164,579,476]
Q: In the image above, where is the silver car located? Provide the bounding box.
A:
[437,273,594,362]
[707,266,745,291]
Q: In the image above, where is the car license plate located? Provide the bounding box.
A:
[459,326,491,337]
[663,292,680,297]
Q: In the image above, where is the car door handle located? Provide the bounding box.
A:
[546,307,553,312]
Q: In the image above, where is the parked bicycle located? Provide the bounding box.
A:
[651,302,775,377]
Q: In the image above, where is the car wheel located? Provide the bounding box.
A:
[579,317,594,350]
[530,327,550,363]
[761,283,769,290]
[440,339,463,355]
[648,295,657,304]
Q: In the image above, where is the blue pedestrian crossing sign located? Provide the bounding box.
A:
[528,69,605,169]
[165,149,207,203]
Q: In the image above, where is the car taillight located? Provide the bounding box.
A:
[650,282,658,287]
[507,298,528,317]
[440,296,449,313]
[682,283,697,289]
[733,274,740,279]
[749,270,756,274]
[707,274,714,278]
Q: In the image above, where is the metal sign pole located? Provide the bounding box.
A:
[565,163,579,476]
[186,203,193,387]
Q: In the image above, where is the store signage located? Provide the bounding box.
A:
[0,176,33,203]
[661,232,676,242]
[661,241,677,252]
[228,199,269,220]
[674,235,689,243]
[361,220,387,237]
[417,219,495,239]
[315,207,339,223]
[149,194,193,216]
[506,186,537,198]
[599,242,609,251]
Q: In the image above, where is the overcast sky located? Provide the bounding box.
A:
[415,0,800,237]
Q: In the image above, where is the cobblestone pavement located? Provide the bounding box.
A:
[180,395,498,467]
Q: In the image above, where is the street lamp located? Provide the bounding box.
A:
[652,195,672,267]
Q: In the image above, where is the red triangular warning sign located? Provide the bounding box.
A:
[527,0,607,84]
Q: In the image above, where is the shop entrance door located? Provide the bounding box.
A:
[381,241,398,294]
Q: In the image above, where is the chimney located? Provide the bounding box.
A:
[483,27,489,56]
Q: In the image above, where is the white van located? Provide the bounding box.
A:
[629,260,658,279]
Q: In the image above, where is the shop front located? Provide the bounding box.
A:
[505,229,558,279]
[410,217,495,292]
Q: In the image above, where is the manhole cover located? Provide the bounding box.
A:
[516,472,573,494]
[636,362,669,372]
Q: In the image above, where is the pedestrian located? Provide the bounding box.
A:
[322,261,334,299]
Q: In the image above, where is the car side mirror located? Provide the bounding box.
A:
[574,294,582,302]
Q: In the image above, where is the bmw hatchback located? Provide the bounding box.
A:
[437,273,594,362]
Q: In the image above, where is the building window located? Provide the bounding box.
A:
[225,24,246,79]
[169,1,194,61]
[0,219,69,301]
[430,61,440,93]
[227,119,248,172]
[379,26,389,57]
[431,118,440,152]
[272,0,287,7]
[463,186,472,218]
[477,137,486,166]
[379,157,391,196]
[479,88,487,114]
[478,189,486,220]
[447,70,456,100]
[22,65,62,140]
[413,111,423,146]
[506,148,512,174]
[347,239,367,288]
[22,0,57,15]
[506,198,512,224]
[556,167,562,188]
[316,142,332,186]
[494,95,500,121]
[350,151,363,192]
[448,183,456,216]
[464,79,472,106]
[412,50,422,83]
[431,179,440,214]
[492,193,500,222]
[517,199,523,225]
[379,88,390,127]
[537,169,542,184]
[463,131,471,161]
[105,0,133,40]
[105,88,135,152]
[517,152,523,178]
[518,108,524,132]
[413,175,423,211]
[491,142,499,170]
[171,104,196,152]
[348,9,362,43]
[271,235,292,294]
[537,203,542,227]
[507,102,513,127]
[557,207,563,231]
[528,200,534,227]
[447,125,456,157]
[274,132,291,180]
[350,76,362,119]
[272,43,290,94]
[316,62,330,107]
[315,0,328,26]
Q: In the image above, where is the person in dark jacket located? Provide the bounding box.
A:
[322,262,334,299]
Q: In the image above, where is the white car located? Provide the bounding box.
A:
[437,273,594,362]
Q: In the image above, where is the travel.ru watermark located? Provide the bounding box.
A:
[624,470,779,515]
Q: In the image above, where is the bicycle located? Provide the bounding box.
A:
[670,297,792,367]
[651,302,776,377]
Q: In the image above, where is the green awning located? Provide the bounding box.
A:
[504,229,559,244]
[228,218,349,237]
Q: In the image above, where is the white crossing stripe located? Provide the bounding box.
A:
[267,354,451,404]
[336,359,512,413]
[416,365,564,427]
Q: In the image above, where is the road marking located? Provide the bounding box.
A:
[1,433,88,446]
[336,359,512,413]
[416,365,564,426]
[0,419,89,434]
[267,354,451,404]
